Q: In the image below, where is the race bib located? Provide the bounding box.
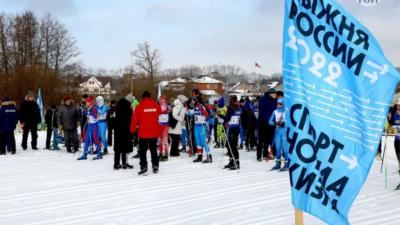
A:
[218,118,224,124]
[394,126,400,136]
[229,115,240,125]
[195,115,206,124]
[159,114,169,124]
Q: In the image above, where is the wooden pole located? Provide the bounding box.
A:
[295,208,304,225]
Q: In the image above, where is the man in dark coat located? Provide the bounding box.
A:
[241,99,257,151]
[19,91,41,150]
[57,96,80,153]
[107,100,117,147]
[45,104,59,150]
[0,96,19,154]
[257,88,277,161]
[113,94,134,170]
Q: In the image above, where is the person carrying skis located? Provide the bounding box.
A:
[223,95,241,170]
[77,96,102,160]
[191,92,212,163]
[158,96,170,161]
[269,98,289,171]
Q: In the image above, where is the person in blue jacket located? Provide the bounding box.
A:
[96,96,109,155]
[269,98,289,171]
[223,95,242,170]
[0,96,19,155]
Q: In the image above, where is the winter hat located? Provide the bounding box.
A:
[192,89,200,97]
[142,91,151,99]
[96,96,105,106]
[230,95,238,102]
[217,98,225,108]
[177,95,188,104]
[110,100,117,104]
[86,96,95,106]
[63,95,71,102]
[82,94,88,99]
[125,93,133,103]
[267,88,277,94]
[27,91,35,98]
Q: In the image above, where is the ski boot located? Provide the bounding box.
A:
[229,160,240,170]
[138,168,148,176]
[161,155,168,162]
[103,149,108,155]
[77,154,87,160]
[271,161,281,171]
[158,153,164,161]
[114,164,122,170]
[395,183,400,191]
[239,144,243,150]
[179,145,186,153]
[153,166,159,174]
[0,151,5,155]
[224,159,234,169]
[193,154,203,163]
[280,161,289,172]
[93,155,103,160]
[122,164,134,169]
[202,154,213,163]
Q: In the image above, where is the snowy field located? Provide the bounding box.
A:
[0,131,399,225]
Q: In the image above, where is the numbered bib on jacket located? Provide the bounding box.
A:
[218,118,224,124]
[159,114,169,125]
[195,115,206,124]
[229,115,240,125]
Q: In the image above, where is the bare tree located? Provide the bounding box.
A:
[132,41,160,85]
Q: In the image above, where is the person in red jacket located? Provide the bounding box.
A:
[130,91,162,175]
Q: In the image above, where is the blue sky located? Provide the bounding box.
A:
[0,0,399,75]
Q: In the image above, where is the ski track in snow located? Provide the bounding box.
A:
[0,132,399,225]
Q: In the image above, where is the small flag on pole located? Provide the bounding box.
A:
[255,62,262,69]
[36,87,45,130]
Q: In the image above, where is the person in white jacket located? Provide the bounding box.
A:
[169,99,186,157]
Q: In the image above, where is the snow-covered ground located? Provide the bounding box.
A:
[0,131,399,225]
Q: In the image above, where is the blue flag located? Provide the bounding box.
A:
[282,0,400,224]
[36,88,44,127]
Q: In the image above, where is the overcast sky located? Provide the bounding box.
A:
[0,0,399,75]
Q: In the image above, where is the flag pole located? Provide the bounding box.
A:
[295,208,304,225]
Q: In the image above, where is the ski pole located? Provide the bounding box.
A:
[380,129,388,173]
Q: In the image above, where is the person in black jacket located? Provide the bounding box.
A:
[45,104,59,150]
[0,96,19,155]
[107,100,117,147]
[19,91,41,150]
[241,98,257,151]
[113,94,134,170]
[256,89,277,161]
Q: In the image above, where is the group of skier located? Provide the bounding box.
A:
[1,88,400,182]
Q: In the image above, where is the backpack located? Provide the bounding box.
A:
[169,111,178,129]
